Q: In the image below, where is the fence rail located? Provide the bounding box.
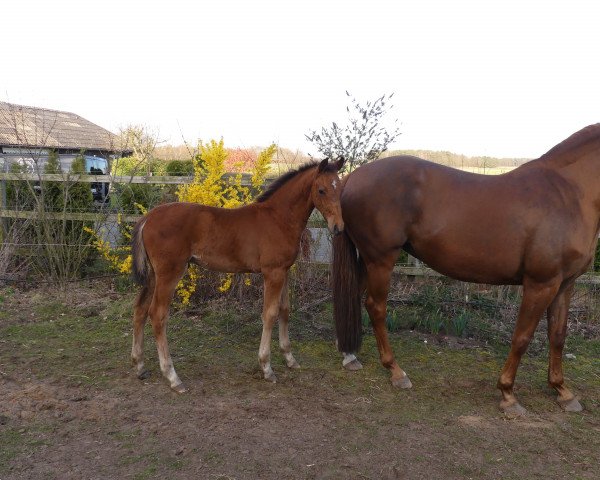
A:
[0,209,141,223]
[0,172,252,185]
[1,172,599,285]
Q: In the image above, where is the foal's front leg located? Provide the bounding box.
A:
[258,268,286,382]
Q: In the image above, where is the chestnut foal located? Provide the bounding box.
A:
[131,158,344,392]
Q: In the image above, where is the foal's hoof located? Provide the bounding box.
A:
[171,383,188,394]
[137,369,151,380]
[343,359,363,371]
[501,401,527,418]
[558,396,583,412]
[287,359,301,369]
[264,372,277,383]
[391,375,412,389]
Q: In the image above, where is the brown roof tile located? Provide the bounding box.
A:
[0,102,122,152]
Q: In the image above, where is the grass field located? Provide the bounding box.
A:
[0,283,599,479]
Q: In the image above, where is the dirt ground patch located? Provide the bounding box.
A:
[1,284,599,479]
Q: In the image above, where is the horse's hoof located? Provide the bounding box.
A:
[501,401,527,418]
[137,369,151,380]
[287,359,301,369]
[264,372,277,383]
[343,359,363,371]
[391,375,412,389]
[558,396,583,412]
[171,383,188,394]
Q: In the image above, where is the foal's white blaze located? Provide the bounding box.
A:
[332,179,338,190]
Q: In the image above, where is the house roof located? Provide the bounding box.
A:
[0,101,123,153]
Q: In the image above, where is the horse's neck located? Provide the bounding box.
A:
[263,170,315,234]
[542,146,600,208]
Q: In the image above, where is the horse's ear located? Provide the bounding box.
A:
[318,158,329,172]
[335,156,345,171]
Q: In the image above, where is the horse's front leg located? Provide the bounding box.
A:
[258,268,286,382]
[365,259,412,389]
[278,274,300,369]
[497,277,560,416]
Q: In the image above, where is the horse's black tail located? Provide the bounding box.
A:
[332,230,363,353]
[131,218,151,286]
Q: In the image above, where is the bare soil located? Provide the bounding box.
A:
[1,284,599,479]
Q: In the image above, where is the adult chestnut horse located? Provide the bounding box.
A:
[333,125,600,415]
[131,158,344,393]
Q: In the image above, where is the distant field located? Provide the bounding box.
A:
[457,166,517,175]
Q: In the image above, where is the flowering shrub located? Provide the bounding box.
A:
[89,140,276,306]
[174,139,276,303]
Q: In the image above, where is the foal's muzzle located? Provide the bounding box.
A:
[329,220,344,236]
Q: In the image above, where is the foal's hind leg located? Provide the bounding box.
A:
[497,277,560,416]
[258,268,286,382]
[150,272,187,393]
[365,259,411,389]
[278,274,300,369]
[131,281,154,379]
[547,281,582,412]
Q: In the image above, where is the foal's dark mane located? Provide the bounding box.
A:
[540,123,600,162]
[255,160,336,203]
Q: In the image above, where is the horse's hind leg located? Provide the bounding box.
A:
[150,271,187,393]
[497,277,560,416]
[131,280,154,380]
[547,281,582,412]
[278,274,300,369]
[258,268,286,382]
[341,257,365,371]
[364,258,412,389]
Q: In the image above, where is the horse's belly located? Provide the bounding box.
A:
[413,246,523,285]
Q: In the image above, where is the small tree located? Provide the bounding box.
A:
[43,149,63,211]
[305,91,401,173]
[67,152,93,209]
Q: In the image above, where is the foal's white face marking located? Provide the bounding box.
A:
[331,179,338,190]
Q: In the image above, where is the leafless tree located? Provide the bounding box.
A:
[305,91,401,173]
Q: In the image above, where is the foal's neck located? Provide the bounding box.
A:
[262,168,316,234]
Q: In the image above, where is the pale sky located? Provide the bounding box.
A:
[2,0,599,158]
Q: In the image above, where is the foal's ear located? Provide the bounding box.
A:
[317,158,329,172]
[335,156,345,171]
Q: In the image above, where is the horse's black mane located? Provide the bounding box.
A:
[255,160,336,203]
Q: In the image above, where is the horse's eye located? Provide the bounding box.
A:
[318,188,326,195]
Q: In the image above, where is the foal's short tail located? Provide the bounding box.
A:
[332,230,363,353]
[131,219,151,286]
